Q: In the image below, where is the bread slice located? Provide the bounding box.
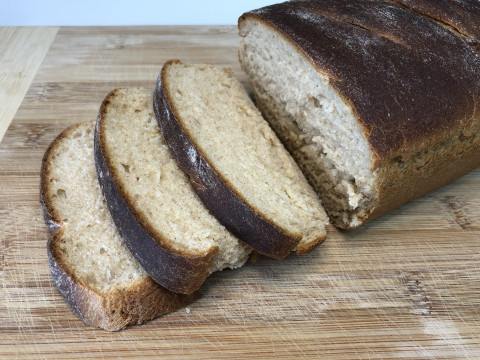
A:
[94,88,251,295]
[239,0,480,228]
[40,121,198,331]
[154,60,328,260]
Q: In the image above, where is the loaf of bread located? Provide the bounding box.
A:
[40,121,198,331]
[239,0,480,228]
[94,88,251,295]
[154,60,328,259]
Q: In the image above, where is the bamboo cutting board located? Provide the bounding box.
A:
[1,26,480,359]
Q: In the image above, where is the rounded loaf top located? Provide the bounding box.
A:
[240,0,480,163]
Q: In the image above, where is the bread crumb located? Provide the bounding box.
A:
[103,88,251,271]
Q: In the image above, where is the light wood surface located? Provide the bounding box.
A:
[1,26,480,359]
[0,27,58,143]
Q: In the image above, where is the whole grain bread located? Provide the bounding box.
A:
[154,60,328,260]
[239,0,480,228]
[40,121,197,331]
[95,88,251,295]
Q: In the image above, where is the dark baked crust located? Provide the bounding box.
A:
[389,0,480,52]
[40,122,198,331]
[95,90,219,294]
[239,0,480,227]
[153,60,301,260]
[240,0,480,161]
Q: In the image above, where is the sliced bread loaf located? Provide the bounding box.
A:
[154,60,328,260]
[239,0,480,228]
[40,121,197,331]
[95,88,251,295]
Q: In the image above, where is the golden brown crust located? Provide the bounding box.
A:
[239,0,480,228]
[295,232,327,255]
[47,234,198,331]
[154,60,304,260]
[95,90,218,294]
[40,122,198,331]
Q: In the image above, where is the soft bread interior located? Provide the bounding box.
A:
[46,122,148,293]
[239,18,378,228]
[163,63,328,250]
[101,88,250,271]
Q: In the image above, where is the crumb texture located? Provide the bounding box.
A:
[239,0,480,227]
[239,19,376,228]
[42,121,198,331]
[45,122,148,293]
[163,63,328,250]
[101,88,251,271]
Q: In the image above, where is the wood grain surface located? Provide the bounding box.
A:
[1,26,480,359]
[0,27,59,143]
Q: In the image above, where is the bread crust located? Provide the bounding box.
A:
[388,0,480,52]
[153,60,302,260]
[240,0,480,160]
[40,122,198,331]
[239,0,480,228]
[95,90,219,294]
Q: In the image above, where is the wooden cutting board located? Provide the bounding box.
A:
[1,26,480,360]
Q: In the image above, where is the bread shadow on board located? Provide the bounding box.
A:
[199,231,332,296]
